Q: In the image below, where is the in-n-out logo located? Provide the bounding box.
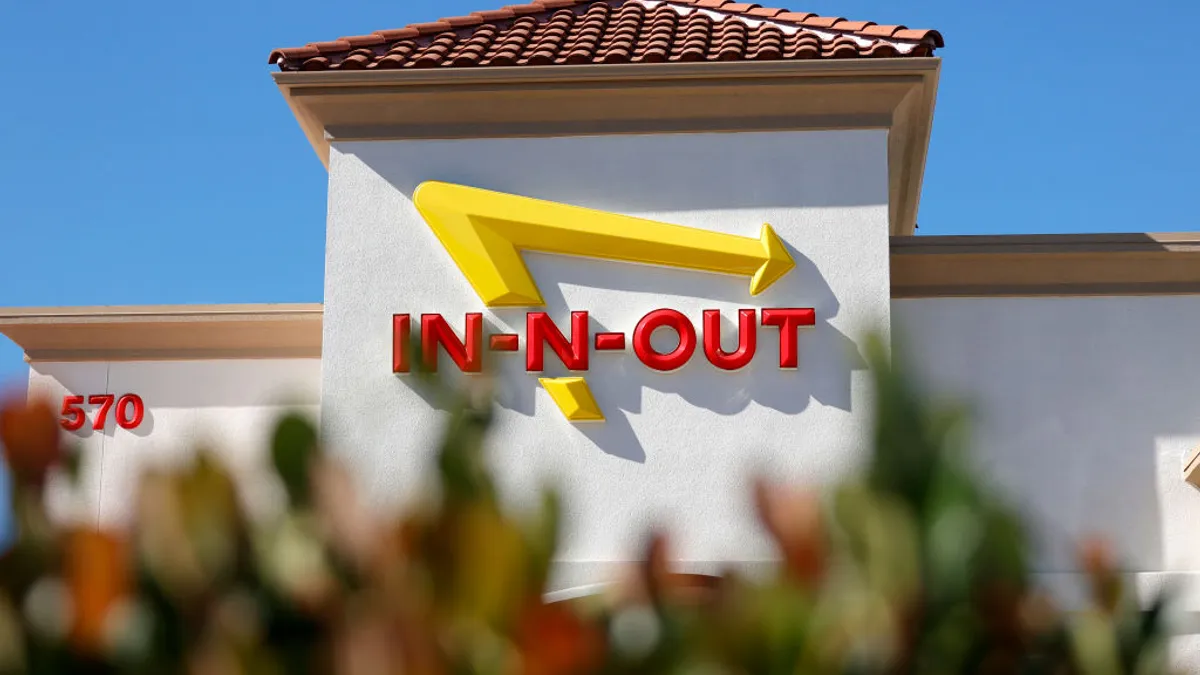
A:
[394,182,815,422]
[392,308,815,371]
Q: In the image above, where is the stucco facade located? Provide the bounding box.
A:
[27,358,320,528]
[322,130,891,587]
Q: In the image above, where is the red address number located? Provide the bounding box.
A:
[60,394,145,432]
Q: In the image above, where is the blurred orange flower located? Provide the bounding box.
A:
[66,529,130,653]
[753,479,826,586]
[515,602,603,675]
[0,392,62,485]
[1079,537,1122,614]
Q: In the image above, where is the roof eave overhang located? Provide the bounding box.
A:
[0,304,324,363]
[272,57,940,235]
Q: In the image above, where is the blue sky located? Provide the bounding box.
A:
[1,0,1198,432]
[3,0,1200,383]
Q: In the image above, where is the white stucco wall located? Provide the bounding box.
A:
[894,296,1200,575]
[29,359,321,528]
[321,130,893,588]
[894,296,1200,666]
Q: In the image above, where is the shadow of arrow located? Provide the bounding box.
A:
[480,245,866,462]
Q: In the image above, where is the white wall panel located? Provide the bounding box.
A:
[894,296,1200,574]
[322,130,893,588]
[32,359,321,527]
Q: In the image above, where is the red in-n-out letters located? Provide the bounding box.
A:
[393,308,815,374]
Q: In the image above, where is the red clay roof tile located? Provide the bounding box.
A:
[445,15,486,27]
[342,34,388,47]
[893,28,941,42]
[374,27,420,40]
[857,24,902,38]
[799,15,842,28]
[833,20,873,32]
[269,0,942,71]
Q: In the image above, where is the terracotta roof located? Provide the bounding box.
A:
[269,0,943,72]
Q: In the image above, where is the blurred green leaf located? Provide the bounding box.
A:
[59,444,84,489]
[270,413,320,508]
[525,487,562,594]
[437,395,495,506]
[0,595,25,672]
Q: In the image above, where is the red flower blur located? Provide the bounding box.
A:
[0,392,63,486]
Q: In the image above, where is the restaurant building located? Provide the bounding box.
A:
[4,0,1200,663]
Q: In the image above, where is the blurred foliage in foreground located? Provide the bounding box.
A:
[0,337,1174,674]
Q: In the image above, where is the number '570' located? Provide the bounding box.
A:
[60,394,145,431]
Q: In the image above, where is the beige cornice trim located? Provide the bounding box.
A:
[892,233,1200,298]
[0,304,323,363]
[272,58,940,235]
[1186,445,1200,489]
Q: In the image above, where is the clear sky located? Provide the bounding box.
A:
[1,0,1198,434]
[3,0,1200,382]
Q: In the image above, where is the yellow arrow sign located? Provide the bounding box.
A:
[413,181,795,307]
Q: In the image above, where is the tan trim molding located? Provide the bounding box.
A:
[1187,445,1200,489]
[892,233,1200,298]
[272,59,941,236]
[0,304,323,363]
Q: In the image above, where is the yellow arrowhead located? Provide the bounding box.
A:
[752,224,794,295]
[413,181,795,307]
[540,377,605,422]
